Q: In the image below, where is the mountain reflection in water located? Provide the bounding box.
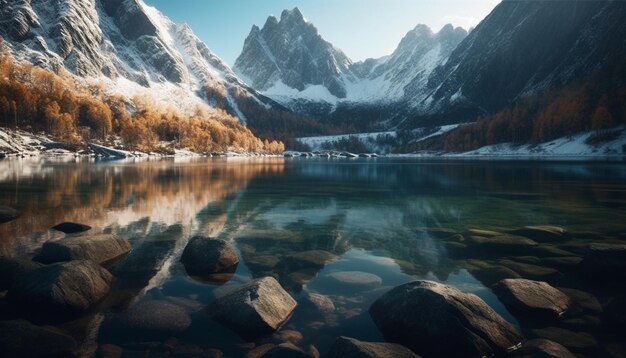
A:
[1,157,625,357]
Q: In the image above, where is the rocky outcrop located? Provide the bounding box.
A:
[208,277,297,339]
[0,205,19,224]
[51,222,92,234]
[0,320,77,358]
[0,257,43,290]
[327,336,421,358]
[493,279,571,319]
[35,234,132,265]
[369,280,522,357]
[234,7,353,98]
[8,260,113,316]
[181,237,239,277]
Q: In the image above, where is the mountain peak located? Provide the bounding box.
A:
[234,6,351,98]
[281,7,305,22]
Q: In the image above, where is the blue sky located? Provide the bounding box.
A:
[144,0,501,66]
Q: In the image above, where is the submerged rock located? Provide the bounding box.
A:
[509,226,567,241]
[207,277,297,339]
[0,205,19,224]
[35,234,132,265]
[327,271,382,291]
[299,292,335,314]
[469,265,521,287]
[51,222,92,234]
[498,259,562,280]
[466,234,537,254]
[0,257,44,290]
[0,320,77,357]
[510,339,576,358]
[531,327,597,350]
[369,280,522,358]
[493,279,571,318]
[181,237,239,278]
[263,343,310,358]
[114,300,191,333]
[8,260,113,316]
[327,336,420,358]
[580,243,626,277]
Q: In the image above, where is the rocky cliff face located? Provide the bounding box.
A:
[234,7,466,115]
[234,7,353,99]
[415,0,626,121]
[0,0,267,119]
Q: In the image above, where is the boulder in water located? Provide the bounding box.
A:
[369,280,522,357]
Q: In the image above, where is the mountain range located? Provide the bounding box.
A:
[1,0,625,149]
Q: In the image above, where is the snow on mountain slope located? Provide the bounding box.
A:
[234,8,467,109]
[234,7,354,101]
[0,0,261,119]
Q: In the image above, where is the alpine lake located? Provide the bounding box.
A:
[1,157,626,357]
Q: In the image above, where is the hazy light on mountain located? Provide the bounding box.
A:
[144,0,501,65]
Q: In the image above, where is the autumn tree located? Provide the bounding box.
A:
[591,106,614,132]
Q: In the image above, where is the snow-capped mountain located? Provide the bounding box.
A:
[234,7,354,100]
[234,7,467,109]
[0,0,269,120]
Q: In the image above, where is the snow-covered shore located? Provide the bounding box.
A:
[0,128,278,159]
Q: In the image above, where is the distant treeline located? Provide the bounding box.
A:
[0,50,284,154]
[405,66,626,153]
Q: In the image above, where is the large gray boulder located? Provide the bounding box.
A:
[0,205,19,224]
[181,237,239,277]
[0,257,44,290]
[327,336,421,358]
[35,234,132,265]
[208,277,297,339]
[0,320,77,357]
[509,339,576,358]
[8,260,113,315]
[369,280,522,358]
[493,279,571,319]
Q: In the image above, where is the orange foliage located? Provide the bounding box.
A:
[0,51,284,154]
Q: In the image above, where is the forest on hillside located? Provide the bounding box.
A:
[403,66,626,153]
[0,51,284,154]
